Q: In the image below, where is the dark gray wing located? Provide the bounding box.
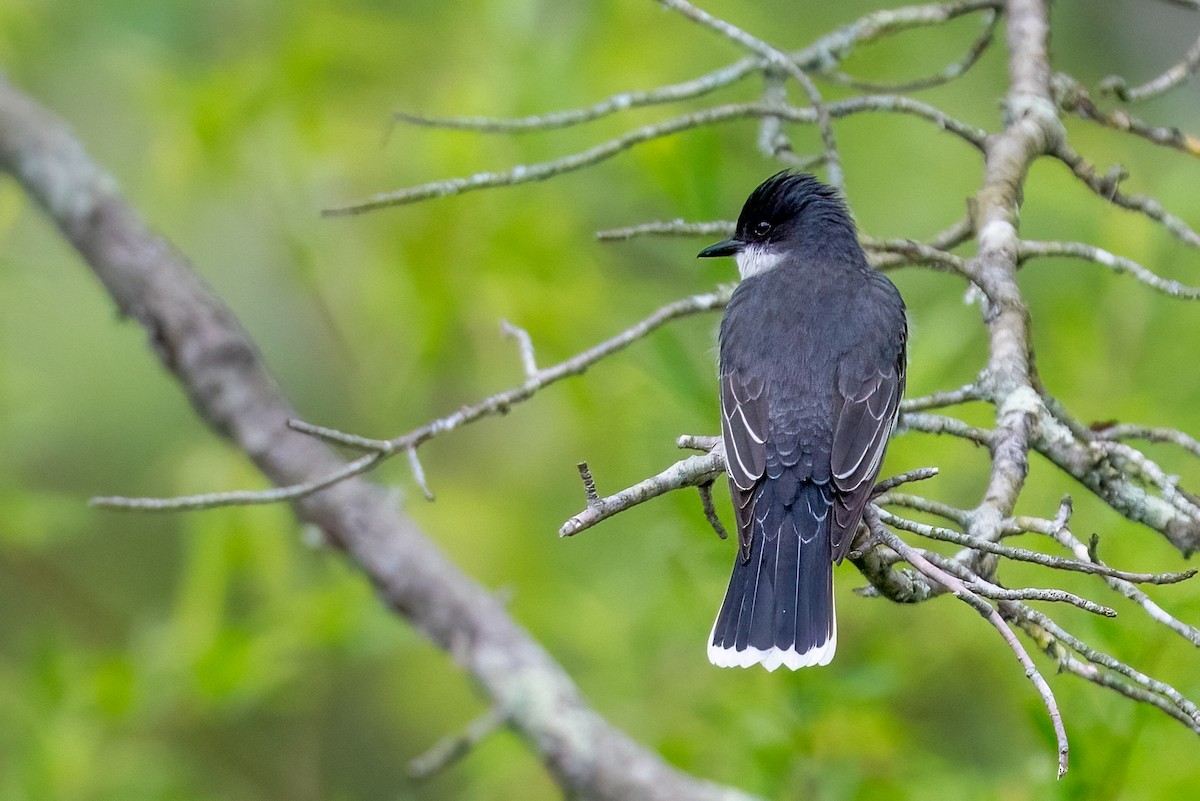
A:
[720,369,768,562]
[829,347,906,561]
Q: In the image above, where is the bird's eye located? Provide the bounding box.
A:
[753,221,772,238]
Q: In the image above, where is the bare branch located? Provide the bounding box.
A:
[897,410,994,446]
[877,493,971,524]
[918,546,1116,617]
[1053,72,1200,157]
[91,451,387,511]
[1093,438,1200,521]
[560,449,724,537]
[697,481,729,540]
[861,235,968,275]
[501,319,539,378]
[576,461,602,507]
[901,382,985,412]
[865,508,1070,777]
[332,104,771,215]
[0,75,759,801]
[1020,239,1200,300]
[1052,141,1200,248]
[819,8,999,93]
[596,219,734,241]
[953,0,1059,550]
[870,467,941,495]
[1094,423,1200,459]
[1050,525,1200,647]
[1012,610,1200,733]
[1032,384,1200,555]
[757,69,798,162]
[1009,603,1200,731]
[1098,33,1200,103]
[409,707,507,780]
[407,446,435,501]
[658,0,845,188]
[94,288,733,510]
[677,434,720,452]
[390,0,1001,135]
[873,505,1198,585]
[332,97,985,216]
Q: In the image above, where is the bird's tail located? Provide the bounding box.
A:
[707,481,836,671]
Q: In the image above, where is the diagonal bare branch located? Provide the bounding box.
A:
[1051,142,1200,248]
[819,8,999,93]
[92,287,733,511]
[658,0,844,188]
[0,74,762,801]
[391,0,1001,135]
[1053,72,1200,157]
[1099,33,1200,103]
[865,508,1070,777]
[333,96,985,216]
[1019,239,1200,300]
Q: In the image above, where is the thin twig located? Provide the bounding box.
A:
[1009,603,1200,728]
[897,411,993,446]
[658,0,845,188]
[1030,380,1200,555]
[677,434,720,452]
[1093,423,1200,459]
[1053,72,1200,157]
[875,504,1198,585]
[389,0,1002,135]
[501,319,539,378]
[1052,142,1200,248]
[865,508,1069,777]
[577,461,602,506]
[1020,240,1200,300]
[409,707,508,780]
[90,451,387,511]
[1098,33,1200,103]
[820,9,999,93]
[1050,525,1200,647]
[1092,438,1200,522]
[911,546,1117,616]
[408,447,435,501]
[876,493,970,524]
[698,481,729,539]
[901,382,985,412]
[94,288,733,511]
[596,219,734,241]
[332,97,985,216]
[862,235,968,275]
[757,69,799,162]
[1013,612,1200,733]
[560,449,725,537]
[870,467,941,496]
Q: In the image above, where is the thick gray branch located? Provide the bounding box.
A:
[958,0,1059,552]
[0,75,759,801]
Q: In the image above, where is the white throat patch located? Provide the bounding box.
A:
[734,244,785,279]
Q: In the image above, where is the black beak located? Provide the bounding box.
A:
[697,237,744,259]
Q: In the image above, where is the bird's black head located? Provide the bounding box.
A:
[697,171,859,278]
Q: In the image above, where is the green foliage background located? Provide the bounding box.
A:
[1,1,1199,799]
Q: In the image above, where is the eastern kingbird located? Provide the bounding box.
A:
[698,172,907,671]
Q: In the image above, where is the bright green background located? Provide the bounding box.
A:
[2,1,1199,799]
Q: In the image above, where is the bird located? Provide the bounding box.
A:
[697,171,907,671]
